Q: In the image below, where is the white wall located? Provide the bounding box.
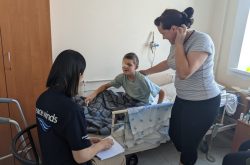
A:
[50,0,216,82]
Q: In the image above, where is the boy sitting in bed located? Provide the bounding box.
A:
[85,52,165,106]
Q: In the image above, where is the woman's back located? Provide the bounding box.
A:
[36,88,91,165]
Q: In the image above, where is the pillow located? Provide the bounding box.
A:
[148,70,175,86]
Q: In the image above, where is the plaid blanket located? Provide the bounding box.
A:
[73,90,146,135]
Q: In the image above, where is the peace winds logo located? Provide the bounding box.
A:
[36,108,58,132]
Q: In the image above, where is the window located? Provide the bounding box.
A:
[237,9,250,72]
[228,0,250,76]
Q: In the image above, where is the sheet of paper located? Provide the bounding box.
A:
[96,136,124,160]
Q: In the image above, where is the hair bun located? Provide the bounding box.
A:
[181,11,188,19]
[183,7,194,19]
[182,7,194,28]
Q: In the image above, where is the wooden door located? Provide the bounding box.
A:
[0,27,15,165]
[0,1,15,163]
[0,0,52,164]
[0,0,52,127]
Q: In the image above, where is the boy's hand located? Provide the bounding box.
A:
[158,89,165,104]
[84,93,96,105]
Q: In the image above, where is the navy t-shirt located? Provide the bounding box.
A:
[36,88,92,165]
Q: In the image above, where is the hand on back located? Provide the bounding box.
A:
[139,70,148,76]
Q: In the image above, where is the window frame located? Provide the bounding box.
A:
[228,0,250,77]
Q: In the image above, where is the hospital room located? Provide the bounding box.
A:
[1,0,250,164]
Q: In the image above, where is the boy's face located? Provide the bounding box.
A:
[122,58,137,75]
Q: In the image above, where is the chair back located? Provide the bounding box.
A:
[11,124,41,165]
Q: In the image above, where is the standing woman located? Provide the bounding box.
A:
[141,7,221,165]
[36,50,125,165]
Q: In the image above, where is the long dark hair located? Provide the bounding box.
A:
[46,49,86,97]
[154,7,194,29]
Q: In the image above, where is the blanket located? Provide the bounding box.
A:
[73,90,145,135]
[124,103,173,148]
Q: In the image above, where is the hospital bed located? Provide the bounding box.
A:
[83,72,175,164]
[85,71,240,164]
[111,102,173,152]
[88,102,173,165]
[110,92,237,164]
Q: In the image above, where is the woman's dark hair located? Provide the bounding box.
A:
[46,49,86,97]
[154,7,194,30]
[123,52,139,69]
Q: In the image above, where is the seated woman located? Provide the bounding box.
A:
[36,50,125,165]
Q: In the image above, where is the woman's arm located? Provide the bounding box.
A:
[157,89,165,104]
[85,83,112,104]
[141,60,169,76]
[72,138,113,164]
[175,46,208,80]
[175,26,208,80]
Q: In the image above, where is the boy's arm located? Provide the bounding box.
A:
[85,83,112,104]
[157,89,165,104]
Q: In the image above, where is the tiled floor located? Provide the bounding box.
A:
[136,130,234,165]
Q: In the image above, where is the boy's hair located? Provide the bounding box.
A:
[123,52,139,69]
[46,49,86,97]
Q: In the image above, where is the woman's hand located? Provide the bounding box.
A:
[139,70,148,76]
[72,137,113,163]
[98,138,114,151]
[175,24,187,45]
[89,137,101,144]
